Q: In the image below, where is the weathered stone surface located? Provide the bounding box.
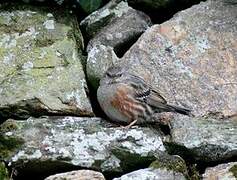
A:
[17,0,102,14]
[45,170,105,180]
[84,1,152,52]
[86,45,119,89]
[165,115,237,162]
[203,162,237,180]
[83,1,151,89]
[1,117,165,175]
[21,0,69,5]
[120,0,237,117]
[149,154,188,177]
[113,168,186,180]
[80,0,125,38]
[0,5,93,119]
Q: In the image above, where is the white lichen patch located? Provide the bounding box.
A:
[47,13,54,18]
[101,155,121,171]
[121,129,165,155]
[0,34,17,48]
[22,61,34,70]
[5,117,165,172]
[113,1,130,18]
[43,20,55,30]
[5,132,13,136]
[11,150,42,163]
[3,53,15,65]
[65,89,84,108]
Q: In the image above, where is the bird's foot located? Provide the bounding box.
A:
[122,119,138,129]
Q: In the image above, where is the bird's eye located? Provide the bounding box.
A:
[106,72,122,78]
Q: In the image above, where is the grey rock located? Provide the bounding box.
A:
[121,0,237,117]
[113,168,186,180]
[45,170,105,180]
[80,0,127,38]
[149,154,189,177]
[1,117,166,175]
[203,162,237,180]
[84,1,151,89]
[0,5,93,119]
[165,115,237,162]
[87,2,151,54]
[83,1,152,52]
[86,45,119,89]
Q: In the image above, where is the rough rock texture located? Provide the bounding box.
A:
[83,1,152,52]
[86,45,119,89]
[149,154,188,177]
[0,5,93,119]
[45,170,105,180]
[80,0,125,38]
[20,0,69,5]
[18,0,102,14]
[83,1,151,89]
[1,117,165,176]
[203,162,237,180]
[113,168,186,180]
[165,115,237,162]
[121,0,237,117]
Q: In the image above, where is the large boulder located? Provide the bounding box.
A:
[0,4,93,119]
[1,117,165,178]
[121,0,237,117]
[165,114,237,162]
[85,1,152,53]
[113,168,186,180]
[202,162,237,180]
[45,170,105,180]
[83,0,151,88]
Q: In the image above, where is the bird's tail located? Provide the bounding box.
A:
[166,104,191,116]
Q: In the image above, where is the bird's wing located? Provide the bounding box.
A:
[127,74,167,105]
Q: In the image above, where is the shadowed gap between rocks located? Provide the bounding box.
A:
[164,142,237,178]
[128,0,205,24]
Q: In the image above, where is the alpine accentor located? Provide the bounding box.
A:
[97,65,191,127]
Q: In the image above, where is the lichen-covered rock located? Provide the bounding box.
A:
[0,5,93,119]
[120,0,237,117]
[113,168,186,180]
[1,117,165,176]
[82,1,152,52]
[0,162,9,180]
[21,0,69,5]
[165,115,237,162]
[203,162,237,180]
[80,0,131,39]
[149,154,188,177]
[83,0,151,89]
[20,0,102,14]
[45,170,105,180]
[86,45,119,89]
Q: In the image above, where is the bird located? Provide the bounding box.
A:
[97,65,191,128]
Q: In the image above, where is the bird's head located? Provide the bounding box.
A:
[100,65,126,85]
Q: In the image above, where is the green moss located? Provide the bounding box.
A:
[149,154,188,176]
[0,133,24,159]
[0,162,9,180]
[0,119,19,133]
[229,165,237,178]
